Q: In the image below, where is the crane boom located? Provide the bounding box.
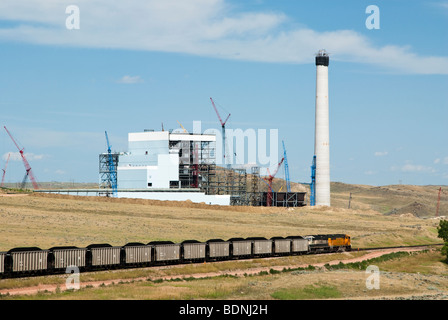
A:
[223,113,231,126]
[177,120,187,133]
[265,158,284,206]
[210,97,231,167]
[1,153,10,188]
[210,97,223,125]
[210,97,230,127]
[3,126,39,189]
[282,140,291,193]
[267,158,284,178]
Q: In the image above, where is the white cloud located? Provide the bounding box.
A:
[0,0,447,74]
[391,163,436,173]
[10,128,108,150]
[2,127,127,157]
[55,169,66,175]
[434,157,448,164]
[402,164,434,173]
[435,1,448,10]
[117,75,144,84]
[2,152,46,162]
[374,151,388,156]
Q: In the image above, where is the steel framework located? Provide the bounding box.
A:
[99,152,119,196]
[105,131,118,197]
[259,192,306,207]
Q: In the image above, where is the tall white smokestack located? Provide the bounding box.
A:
[314,49,330,206]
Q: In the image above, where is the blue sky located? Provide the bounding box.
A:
[0,0,447,186]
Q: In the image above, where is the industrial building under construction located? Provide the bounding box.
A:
[29,50,336,207]
[98,129,306,207]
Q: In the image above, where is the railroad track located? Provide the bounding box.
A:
[351,243,444,252]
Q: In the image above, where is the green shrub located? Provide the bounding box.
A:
[437,220,448,262]
[271,284,342,300]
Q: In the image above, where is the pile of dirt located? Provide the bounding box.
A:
[388,202,431,218]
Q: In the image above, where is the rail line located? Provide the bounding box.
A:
[351,243,444,252]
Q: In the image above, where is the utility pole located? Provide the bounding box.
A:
[348,192,353,209]
[436,187,442,217]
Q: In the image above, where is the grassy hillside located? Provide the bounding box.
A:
[0,183,446,300]
[3,179,446,218]
[0,186,444,251]
[330,182,447,217]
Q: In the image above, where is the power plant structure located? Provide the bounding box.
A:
[34,127,305,207]
[95,129,306,207]
[314,49,331,206]
[34,52,333,208]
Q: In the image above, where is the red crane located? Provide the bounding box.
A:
[264,158,284,207]
[1,153,11,188]
[3,126,39,190]
[210,97,231,167]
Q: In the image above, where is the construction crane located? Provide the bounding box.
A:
[210,97,231,168]
[282,140,291,193]
[264,158,284,207]
[176,120,187,133]
[1,153,11,188]
[3,126,39,190]
[295,156,316,206]
[105,131,117,197]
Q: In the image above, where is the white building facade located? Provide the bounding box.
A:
[116,130,230,205]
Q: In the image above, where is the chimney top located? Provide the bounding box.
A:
[315,49,329,66]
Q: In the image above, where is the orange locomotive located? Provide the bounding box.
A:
[304,234,351,253]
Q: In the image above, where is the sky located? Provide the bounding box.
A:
[0,0,447,186]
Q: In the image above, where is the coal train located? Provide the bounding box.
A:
[0,234,351,278]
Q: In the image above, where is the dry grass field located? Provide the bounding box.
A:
[0,182,447,300]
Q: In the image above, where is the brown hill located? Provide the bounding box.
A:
[328,182,447,218]
[3,178,446,218]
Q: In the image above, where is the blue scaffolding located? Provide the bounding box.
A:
[105,131,118,197]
